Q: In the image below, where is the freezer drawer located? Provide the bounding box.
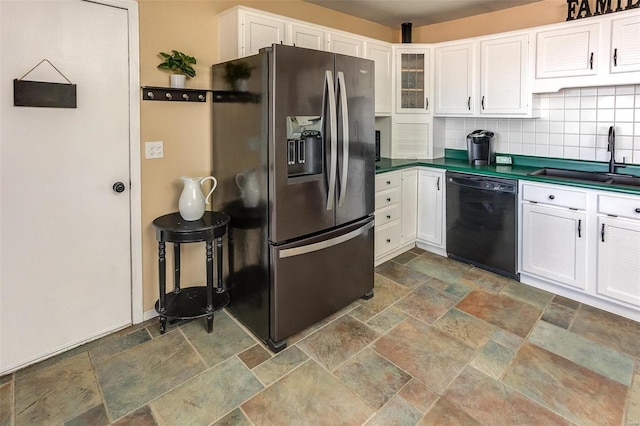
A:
[270,217,374,344]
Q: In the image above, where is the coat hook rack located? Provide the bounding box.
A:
[141,86,209,102]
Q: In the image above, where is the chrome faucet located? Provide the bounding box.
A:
[608,126,626,174]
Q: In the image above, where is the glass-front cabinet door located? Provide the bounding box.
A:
[395,47,430,114]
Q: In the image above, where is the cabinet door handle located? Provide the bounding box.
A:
[601,223,605,242]
[386,197,391,202]
[635,208,640,214]
[548,194,555,200]
[578,219,581,238]
[590,52,594,70]
[386,238,391,243]
[386,214,391,219]
[425,97,429,110]
[386,180,391,185]
[481,96,485,110]
[467,97,471,110]
[614,48,618,66]
[437,176,440,191]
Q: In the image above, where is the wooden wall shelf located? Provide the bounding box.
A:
[212,90,261,103]
[141,86,208,102]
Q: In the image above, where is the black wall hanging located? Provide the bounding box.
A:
[14,59,77,108]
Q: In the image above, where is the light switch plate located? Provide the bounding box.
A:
[145,141,163,159]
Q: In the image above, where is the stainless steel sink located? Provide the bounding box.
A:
[529,168,640,187]
[529,168,613,182]
[608,175,640,187]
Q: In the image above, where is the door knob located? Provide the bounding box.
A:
[113,182,126,193]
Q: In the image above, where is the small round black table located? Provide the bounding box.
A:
[152,211,230,334]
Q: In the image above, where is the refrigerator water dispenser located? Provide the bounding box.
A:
[286,116,323,179]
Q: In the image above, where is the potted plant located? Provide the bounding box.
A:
[157,50,196,88]
[224,61,253,91]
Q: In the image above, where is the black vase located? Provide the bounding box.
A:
[401,22,412,43]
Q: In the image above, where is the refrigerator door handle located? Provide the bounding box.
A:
[325,70,338,211]
[337,71,349,207]
[278,220,373,258]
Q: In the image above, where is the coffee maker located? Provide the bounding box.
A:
[467,130,495,165]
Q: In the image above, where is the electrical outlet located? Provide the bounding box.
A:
[145,141,163,159]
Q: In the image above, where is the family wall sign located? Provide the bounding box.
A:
[567,0,640,20]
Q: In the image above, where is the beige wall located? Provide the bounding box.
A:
[412,0,568,43]
[138,0,393,312]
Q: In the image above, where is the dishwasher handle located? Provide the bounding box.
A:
[447,175,517,194]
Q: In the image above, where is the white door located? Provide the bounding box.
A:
[521,203,587,290]
[610,15,640,74]
[480,34,529,115]
[244,12,285,56]
[535,23,599,79]
[434,42,474,115]
[417,169,444,247]
[395,47,430,114]
[1,0,132,373]
[365,41,392,115]
[290,24,326,51]
[328,32,363,57]
[401,169,417,243]
[596,216,640,306]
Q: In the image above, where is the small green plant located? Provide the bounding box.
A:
[224,61,253,89]
[157,50,196,78]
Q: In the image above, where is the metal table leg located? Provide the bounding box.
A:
[216,235,225,293]
[174,243,181,292]
[158,241,167,334]
[206,240,214,333]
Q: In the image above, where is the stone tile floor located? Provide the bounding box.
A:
[2,247,640,425]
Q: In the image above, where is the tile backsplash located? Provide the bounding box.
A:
[444,85,640,165]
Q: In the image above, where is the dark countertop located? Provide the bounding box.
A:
[375,150,640,195]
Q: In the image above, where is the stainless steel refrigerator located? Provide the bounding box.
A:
[211,44,375,352]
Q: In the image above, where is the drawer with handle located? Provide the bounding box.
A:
[521,182,587,210]
[374,204,400,226]
[375,172,401,192]
[375,187,401,210]
[375,221,401,257]
[598,193,640,220]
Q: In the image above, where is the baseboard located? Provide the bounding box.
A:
[374,241,415,266]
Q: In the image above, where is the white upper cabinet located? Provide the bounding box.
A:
[290,24,326,51]
[434,35,532,117]
[610,14,640,74]
[434,42,474,115]
[535,23,599,79]
[218,7,371,63]
[395,46,431,114]
[365,41,392,115]
[480,34,530,115]
[532,9,640,92]
[218,6,391,119]
[328,32,364,57]
[218,8,285,61]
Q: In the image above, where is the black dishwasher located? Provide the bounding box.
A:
[446,171,519,279]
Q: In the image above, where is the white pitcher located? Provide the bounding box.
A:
[178,176,217,221]
[235,171,260,208]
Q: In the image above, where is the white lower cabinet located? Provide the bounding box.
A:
[520,182,640,321]
[596,193,640,306]
[417,168,445,252]
[374,168,419,265]
[521,202,587,290]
